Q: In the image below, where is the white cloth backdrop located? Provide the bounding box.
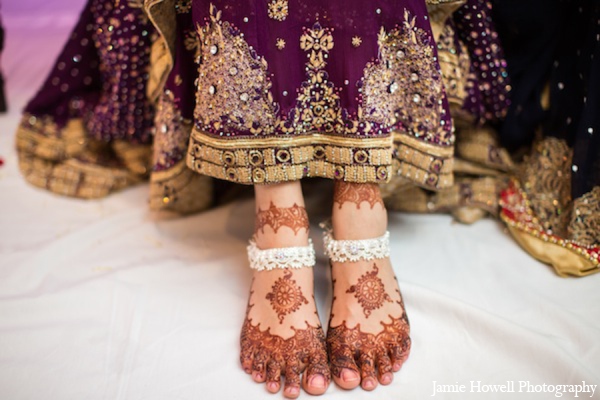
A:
[0,2,599,399]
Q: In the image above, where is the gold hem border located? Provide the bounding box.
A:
[500,179,600,277]
[186,128,394,184]
[149,160,214,213]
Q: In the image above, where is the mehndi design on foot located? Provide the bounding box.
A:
[333,182,385,209]
[255,202,309,235]
[241,316,331,396]
[266,271,309,324]
[346,264,392,318]
[327,179,411,390]
[243,190,329,397]
[326,313,411,383]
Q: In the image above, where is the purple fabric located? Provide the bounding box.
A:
[24,0,155,144]
[188,0,452,141]
[453,0,510,123]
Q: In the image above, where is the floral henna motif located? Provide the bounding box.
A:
[240,319,331,386]
[333,182,385,210]
[326,314,411,378]
[346,264,392,318]
[266,271,309,324]
[255,202,309,235]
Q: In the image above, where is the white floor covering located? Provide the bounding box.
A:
[0,4,599,400]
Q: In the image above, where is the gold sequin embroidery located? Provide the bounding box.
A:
[361,10,451,145]
[276,38,286,50]
[268,0,289,21]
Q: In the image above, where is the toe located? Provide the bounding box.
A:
[283,361,301,399]
[266,359,282,393]
[358,353,378,391]
[377,354,393,385]
[302,360,330,395]
[330,346,360,390]
[251,350,268,383]
[390,338,411,372]
[240,348,255,374]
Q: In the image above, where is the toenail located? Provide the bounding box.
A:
[256,373,263,380]
[287,386,300,395]
[268,382,279,391]
[393,363,402,371]
[341,369,359,382]
[363,379,375,389]
[309,374,326,388]
[381,374,392,384]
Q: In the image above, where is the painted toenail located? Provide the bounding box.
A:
[341,369,359,382]
[309,374,326,388]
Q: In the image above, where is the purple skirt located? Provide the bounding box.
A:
[155,0,454,189]
[16,0,510,213]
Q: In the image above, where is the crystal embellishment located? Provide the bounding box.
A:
[247,239,316,271]
[322,225,390,263]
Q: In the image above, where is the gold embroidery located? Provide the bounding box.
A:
[351,36,362,48]
[267,0,288,21]
[295,23,343,134]
[500,137,600,276]
[16,115,144,199]
[184,29,200,62]
[275,38,286,50]
[435,22,470,113]
[187,128,392,184]
[455,125,514,172]
[500,179,600,276]
[189,7,451,186]
[361,10,451,146]
[175,0,191,14]
[519,138,572,238]
[568,187,600,247]
[153,90,190,170]
[149,160,213,213]
[195,5,278,136]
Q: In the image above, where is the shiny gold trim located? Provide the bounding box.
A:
[189,128,393,150]
[500,179,600,277]
[144,0,176,101]
[17,151,141,199]
[392,132,454,189]
[455,125,514,172]
[149,160,214,213]
[384,176,499,219]
[187,128,393,184]
[16,115,87,161]
[394,131,454,158]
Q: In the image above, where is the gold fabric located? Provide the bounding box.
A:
[15,115,150,199]
[500,179,600,277]
[499,138,600,277]
[149,160,213,214]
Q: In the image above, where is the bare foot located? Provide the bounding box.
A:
[241,184,330,398]
[326,182,411,391]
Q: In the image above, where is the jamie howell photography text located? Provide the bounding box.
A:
[431,381,597,398]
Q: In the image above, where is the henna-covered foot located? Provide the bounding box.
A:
[326,182,411,391]
[241,197,330,398]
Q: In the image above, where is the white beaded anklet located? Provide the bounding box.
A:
[247,238,316,271]
[322,226,390,263]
